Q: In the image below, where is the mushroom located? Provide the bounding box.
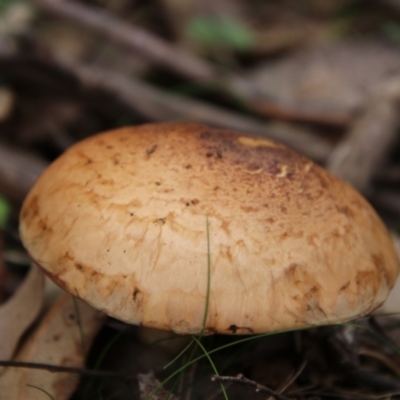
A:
[19,122,399,335]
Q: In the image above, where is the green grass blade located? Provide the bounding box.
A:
[192,336,228,400]
[344,321,400,355]
[83,330,126,400]
[26,384,55,400]
[200,214,212,337]
[72,297,86,356]
[163,341,194,370]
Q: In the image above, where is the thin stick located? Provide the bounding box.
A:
[211,374,291,400]
[29,0,217,82]
[0,37,333,161]
[268,359,307,399]
[64,61,332,161]
[0,360,128,381]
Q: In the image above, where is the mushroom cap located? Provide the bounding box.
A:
[19,123,399,334]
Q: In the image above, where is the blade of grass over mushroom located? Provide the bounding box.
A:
[26,384,55,400]
[162,215,211,373]
[201,214,211,337]
[155,216,213,399]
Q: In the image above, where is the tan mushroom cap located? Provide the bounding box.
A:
[19,123,399,334]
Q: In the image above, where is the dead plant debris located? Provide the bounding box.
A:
[1,0,400,399]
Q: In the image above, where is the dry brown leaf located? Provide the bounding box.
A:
[0,293,106,399]
[247,40,400,125]
[0,264,44,373]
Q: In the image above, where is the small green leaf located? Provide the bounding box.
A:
[382,22,400,44]
[0,195,10,228]
[26,384,55,400]
[217,17,254,50]
[186,16,254,51]
[0,0,14,15]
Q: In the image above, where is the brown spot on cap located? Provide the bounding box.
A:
[146,144,157,155]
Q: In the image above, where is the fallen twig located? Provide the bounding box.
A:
[267,359,308,400]
[358,346,400,378]
[211,374,291,400]
[0,29,332,161]
[64,60,333,161]
[0,360,129,382]
[27,0,264,105]
[28,0,218,82]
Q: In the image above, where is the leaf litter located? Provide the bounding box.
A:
[0,293,106,399]
[0,0,400,399]
[0,264,44,373]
